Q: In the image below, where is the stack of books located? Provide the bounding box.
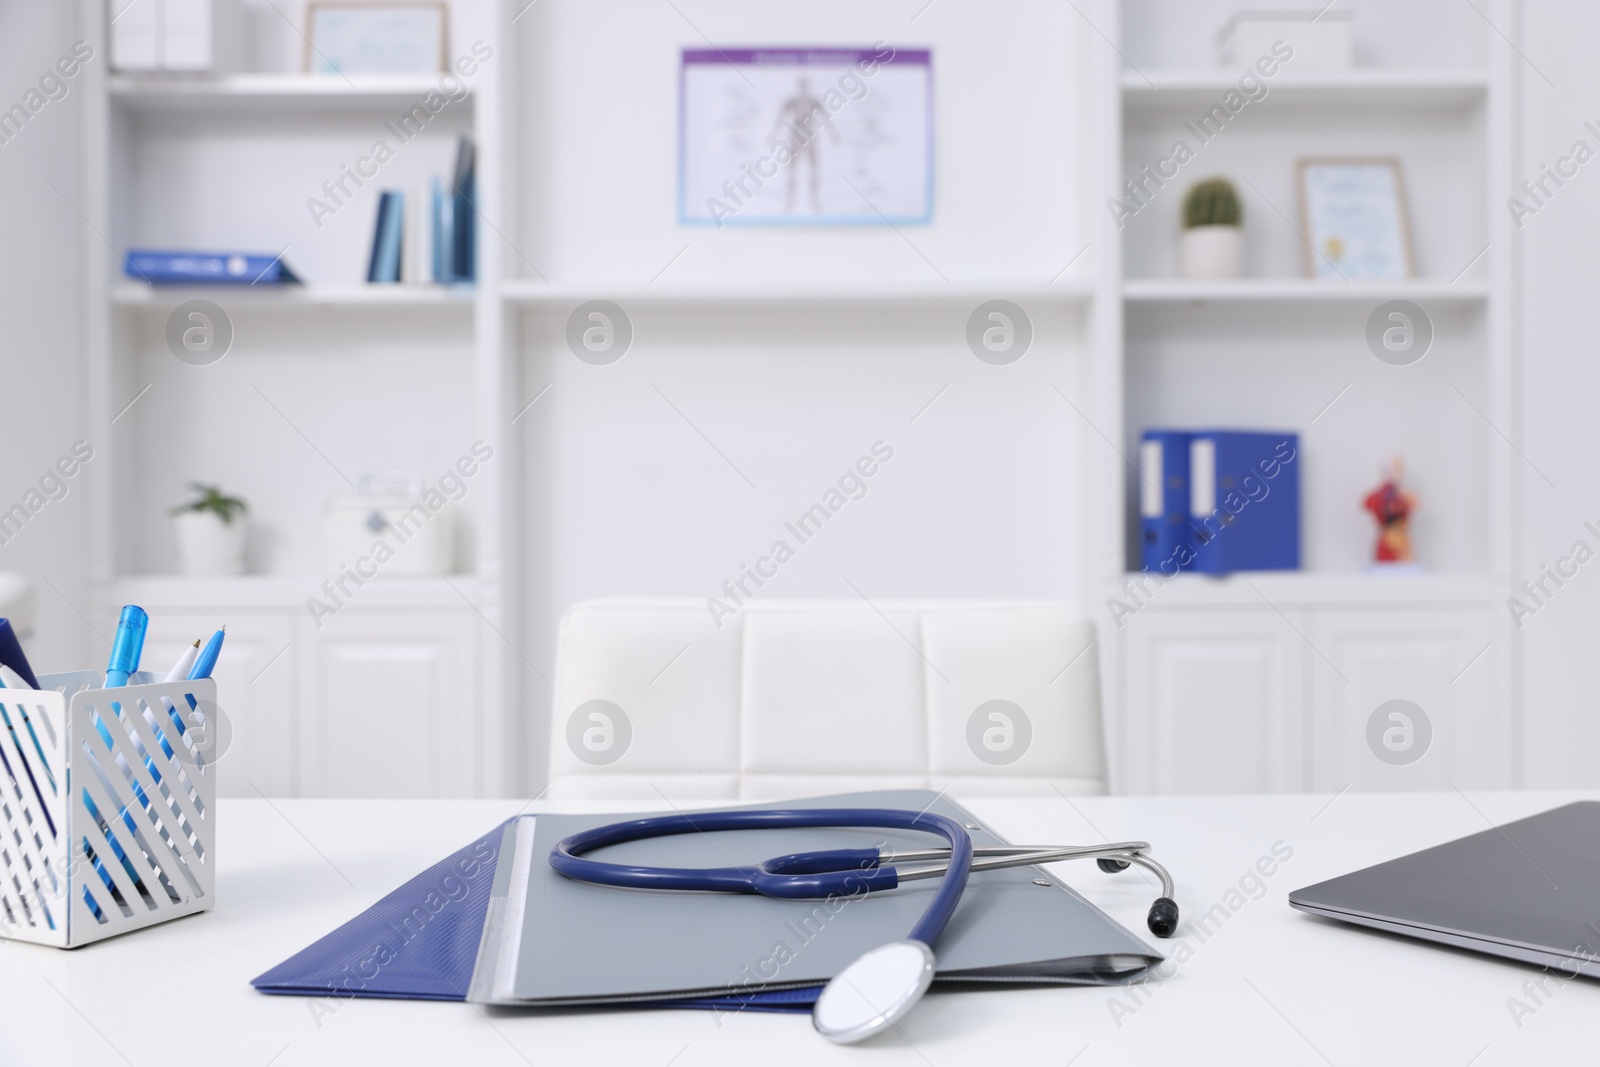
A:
[366,135,477,285]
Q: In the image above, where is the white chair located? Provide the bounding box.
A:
[546,598,1107,800]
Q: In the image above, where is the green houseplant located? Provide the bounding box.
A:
[1180,178,1244,280]
[171,482,249,575]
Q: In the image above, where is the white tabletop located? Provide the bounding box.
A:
[5,791,1598,1066]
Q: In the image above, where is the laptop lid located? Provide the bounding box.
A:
[1290,801,1600,973]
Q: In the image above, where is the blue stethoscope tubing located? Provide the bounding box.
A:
[549,807,975,947]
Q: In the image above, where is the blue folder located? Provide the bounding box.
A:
[251,823,502,1001]
[1139,429,1194,575]
[124,249,301,285]
[1187,430,1301,574]
[250,821,818,1012]
[254,792,1161,1013]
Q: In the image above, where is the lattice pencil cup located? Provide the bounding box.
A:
[0,670,218,947]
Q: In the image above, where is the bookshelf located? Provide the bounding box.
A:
[107,73,471,111]
[1120,69,1489,111]
[72,0,1525,799]
[79,0,508,798]
[1101,0,1518,793]
[1121,278,1490,304]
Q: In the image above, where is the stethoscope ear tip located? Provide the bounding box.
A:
[812,940,936,1045]
[1147,896,1180,938]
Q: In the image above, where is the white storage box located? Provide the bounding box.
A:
[0,670,218,947]
[108,0,248,73]
[1218,10,1354,69]
[324,472,456,577]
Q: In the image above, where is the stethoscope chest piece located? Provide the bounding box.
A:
[812,939,937,1045]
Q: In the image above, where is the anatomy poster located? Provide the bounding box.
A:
[679,46,934,226]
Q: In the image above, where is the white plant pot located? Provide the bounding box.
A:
[1180,225,1244,280]
[173,511,247,576]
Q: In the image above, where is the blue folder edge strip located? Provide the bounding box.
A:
[250,820,818,1013]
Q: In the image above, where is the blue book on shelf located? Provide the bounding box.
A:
[366,191,404,283]
[1139,429,1194,575]
[449,136,476,283]
[1187,430,1301,574]
[124,249,300,285]
[431,176,453,283]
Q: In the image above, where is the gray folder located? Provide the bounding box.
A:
[468,790,1163,1006]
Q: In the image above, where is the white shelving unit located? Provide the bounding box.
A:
[79,0,510,799]
[1120,69,1489,110]
[111,283,477,308]
[1122,278,1490,303]
[107,73,470,110]
[1100,0,1519,794]
[500,279,1097,307]
[70,0,1526,800]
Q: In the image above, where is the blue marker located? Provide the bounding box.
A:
[85,606,152,910]
[103,606,148,688]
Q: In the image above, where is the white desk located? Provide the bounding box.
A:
[5,792,1598,1066]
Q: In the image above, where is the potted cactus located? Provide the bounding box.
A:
[171,482,249,576]
[1180,178,1244,280]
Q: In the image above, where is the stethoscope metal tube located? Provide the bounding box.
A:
[883,842,1178,937]
[887,843,1177,898]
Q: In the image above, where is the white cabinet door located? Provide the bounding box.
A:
[1122,610,1306,794]
[140,612,297,798]
[1309,610,1499,792]
[297,611,479,797]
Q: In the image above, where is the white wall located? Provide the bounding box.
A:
[1515,3,1600,786]
[510,1,1098,788]
[1121,0,1487,70]
[0,4,91,671]
[515,0,1091,285]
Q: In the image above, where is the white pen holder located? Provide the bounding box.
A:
[0,670,218,948]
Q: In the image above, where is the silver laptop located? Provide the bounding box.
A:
[1290,801,1600,975]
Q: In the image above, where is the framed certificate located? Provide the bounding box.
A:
[305,2,448,75]
[1297,157,1415,280]
[679,46,934,226]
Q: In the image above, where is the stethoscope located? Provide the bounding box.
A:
[550,807,1179,1044]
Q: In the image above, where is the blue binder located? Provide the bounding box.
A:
[1139,430,1194,575]
[124,249,301,285]
[1187,430,1301,574]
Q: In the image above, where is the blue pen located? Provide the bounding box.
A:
[103,606,148,688]
[188,627,225,681]
[165,627,225,750]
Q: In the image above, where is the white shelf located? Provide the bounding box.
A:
[1118,571,1504,608]
[112,284,476,310]
[501,279,1096,307]
[109,74,470,114]
[1123,278,1489,304]
[1121,69,1488,113]
[105,575,483,611]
